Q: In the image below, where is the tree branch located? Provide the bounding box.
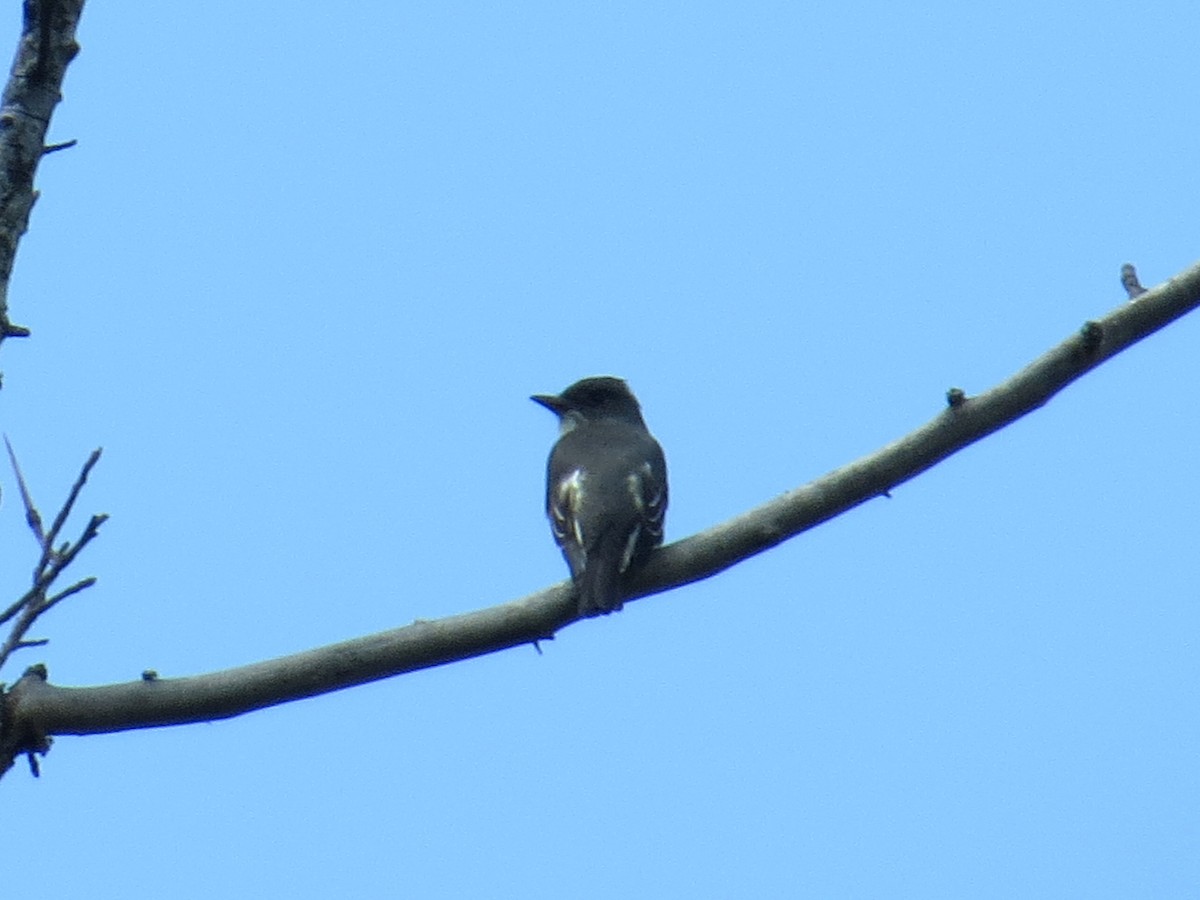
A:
[0,0,86,355]
[641,260,1200,590]
[3,258,1198,775]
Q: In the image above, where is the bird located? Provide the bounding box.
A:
[532,376,668,616]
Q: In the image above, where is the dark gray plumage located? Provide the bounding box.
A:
[532,376,667,616]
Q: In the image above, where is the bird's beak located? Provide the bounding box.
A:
[531,393,566,414]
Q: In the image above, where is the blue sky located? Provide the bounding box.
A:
[2,2,1198,897]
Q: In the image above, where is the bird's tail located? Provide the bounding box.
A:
[576,533,628,616]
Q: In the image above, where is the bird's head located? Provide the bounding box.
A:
[531,376,645,429]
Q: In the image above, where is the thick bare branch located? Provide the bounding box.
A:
[0,0,86,352]
[4,259,1198,765]
[642,261,1200,591]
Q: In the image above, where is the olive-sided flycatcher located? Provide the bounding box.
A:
[532,376,668,616]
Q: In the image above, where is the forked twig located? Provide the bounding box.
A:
[38,447,102,575]
[0,443,105,672]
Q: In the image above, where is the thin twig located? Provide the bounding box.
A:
[43,576,97,613]
[0,598,28,627]
[38,447,101,576]
[4,435,45,544]
[42,138,76,154]
[0,585,39,627]
[27,514,105,600]
[0,591,47,670]
[0,449,105,672]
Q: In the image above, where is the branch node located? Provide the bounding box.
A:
[946,387,967,408]
[1079,320,1104,354]
[21,729,51,778]
[1121,263,1147,300]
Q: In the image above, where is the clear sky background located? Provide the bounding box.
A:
[2,3,1198,897]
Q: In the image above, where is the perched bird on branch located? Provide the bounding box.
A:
[532,376,668,616]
